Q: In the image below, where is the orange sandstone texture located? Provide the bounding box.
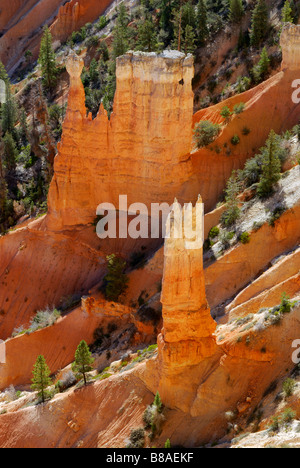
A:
[190,24,300,211]
[0,0,113,73]
[46,51,195,230]
[0,0,66,73]
[0,217,107,340]
[145,199,220,413]
[50,0,113,45]
[0,199,299,447]
[0,298,135,390]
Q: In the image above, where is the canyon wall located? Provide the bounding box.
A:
[0,0,113,74]
[1,24,300,354]
[191,24,300,211]
[50,0,113,44]
[0,0,66,73]
[0,298,134,390]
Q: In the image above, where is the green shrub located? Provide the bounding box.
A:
[279,293,292,314]
[233,102,245,114]
[283,378,296,398]
[220,106,232,123]
[209,226,220,238]
[236,76,251,93]
[193,121,221,148]
[127,428,145,448]
[268,205,287,227]
[239,232,250,244]
[231,135,240,146]
[86,36,99,48]
[269,416,279,432]
[104,254,129,302]
[280,408,296,424]
[97,16,108,31]
[242,127,251,136]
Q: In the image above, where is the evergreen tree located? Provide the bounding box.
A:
[18,107,28,145]
[38,26,58,90]
[1,84,17,136]
[159,0,176,44]
[229,0,244,23]
[31,355,52,403]
[0,141,8,229]
[183,25,196,54]
[282,0,293,23]
[250,0,269,47]
[221,171,241,227]
[72,340,94,386]
[182,0,196,30]
[197,0,208,45]
[290,1,300,23]
[104,254,129,302]
[112,3,129,59]
[136,19,157,52]
[171,7,183,50]
[252,46,270,83]
[154,392,163,413]
[3,133,17,171]
[165,439,171,448]
[257,130,281,198]
[0,61,9,83]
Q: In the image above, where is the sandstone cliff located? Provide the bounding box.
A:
[50,0,113,45]
[0,0,113,73]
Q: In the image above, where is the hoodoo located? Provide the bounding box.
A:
[153,198,219,412]
[46,51,195,230]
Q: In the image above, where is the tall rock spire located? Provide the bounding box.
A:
[154,198,219,412]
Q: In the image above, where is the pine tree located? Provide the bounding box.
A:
[171,7,183,50]
[104,254,129,302]
[221,171,241,227]
[250,0,269,47]
[72,340,94,386]
[3,133,17,172]
[257,130,281,198]
[0,142,8,229]
[290,1,300,23]
[229,0,244,23]
[183,25,196,54]
[31,355,52,403]
[252,46,270,83]
[38,26,58,90]
[165,439,171,448]
[258,46,270,76]
[1,84,17,136]
[182,0,196,30]
[282,0,293,23]
[159,0,174,44]
[18,107,28,145]
[112,3,129,59]
[197,0,208,45]
[154,392,163,413]
[0,61,9,83]
[136,19,157,52]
